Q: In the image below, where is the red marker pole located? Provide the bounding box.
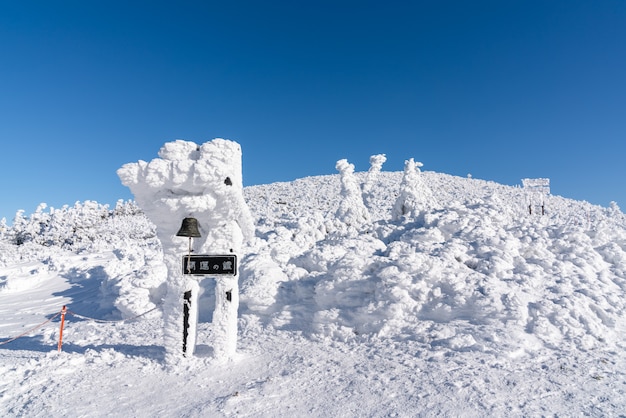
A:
[57,306,67,352]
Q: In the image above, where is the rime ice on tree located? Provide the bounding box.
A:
[362,154,386,209]
[335,159,370,232]
[392,158,434,221]
[117,139,254,362]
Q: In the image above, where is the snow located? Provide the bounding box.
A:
[117,138,254,361]
[2,150,626,416]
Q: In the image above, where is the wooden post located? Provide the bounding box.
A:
[182,291,192,356]
[57,305,67,352]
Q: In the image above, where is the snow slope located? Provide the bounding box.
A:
[2,170,626,416]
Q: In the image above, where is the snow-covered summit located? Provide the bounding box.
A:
[243,170,626,350]
[1,168,626,416]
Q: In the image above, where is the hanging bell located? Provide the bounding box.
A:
[176,217,202,238]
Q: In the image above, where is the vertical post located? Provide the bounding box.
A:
[185,237,193,274]
[182,290,192,356]
[57,305,67,352]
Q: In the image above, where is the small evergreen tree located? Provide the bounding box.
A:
[392,158,434,221]
[362,154,386,209]
[335,159,371,231]
[11,209,31,245]
[0,217,7,241]
[608,201,623,218]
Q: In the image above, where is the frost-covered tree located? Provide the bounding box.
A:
[392,158,434,221]
[113,199,143,216]
[334,159,371,232]
[362,154,386,209]
[608,201,623,217]
[11,209,32,245]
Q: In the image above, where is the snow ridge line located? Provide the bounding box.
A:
[67,306,158,323]
[0,310,63,346]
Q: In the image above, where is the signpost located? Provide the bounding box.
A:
[119,139,254,361]
[522,178,550,215]
[180,254,238,356]
[182,254,238,276]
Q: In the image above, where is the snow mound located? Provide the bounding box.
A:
[242,171,626,356]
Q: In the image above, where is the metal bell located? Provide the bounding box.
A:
[176,217,201,238]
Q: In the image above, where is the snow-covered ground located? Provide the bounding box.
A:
[2,169,626,417]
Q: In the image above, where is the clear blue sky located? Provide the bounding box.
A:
[1,0,625,222]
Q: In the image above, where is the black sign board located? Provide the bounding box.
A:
[182,254,237,276]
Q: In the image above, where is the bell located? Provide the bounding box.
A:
[176,217,201,238]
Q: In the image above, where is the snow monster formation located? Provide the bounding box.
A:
[117,139,254,363]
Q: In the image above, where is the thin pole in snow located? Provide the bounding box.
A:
[57,305,67,352]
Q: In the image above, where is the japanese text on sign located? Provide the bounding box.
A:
[182,255,237,276]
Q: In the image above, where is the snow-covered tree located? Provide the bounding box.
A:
[392,158,434,221]
[11,209,31,245]
[362,154,386,209]
[334,159,370,233]
[608,201,623,217]
[114,199,143,216]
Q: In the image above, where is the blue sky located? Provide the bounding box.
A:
[1,1,625,222]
